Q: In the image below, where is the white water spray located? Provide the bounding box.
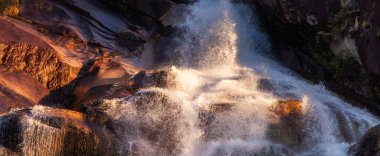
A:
[101,0,379,155]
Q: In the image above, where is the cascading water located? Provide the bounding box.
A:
[101,0,379,155]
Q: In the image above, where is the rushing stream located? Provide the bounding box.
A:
[96,0,380,155]
[0,0,377,156]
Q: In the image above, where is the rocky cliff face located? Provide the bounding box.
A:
[0,0,380,155]
[0,0,185,153]
[0,106,118,155]
[246,0,380,114]
[0,43,80,90]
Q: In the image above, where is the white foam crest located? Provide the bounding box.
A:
[99,0,379,155]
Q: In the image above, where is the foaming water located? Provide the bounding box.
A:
[100,0,379,155]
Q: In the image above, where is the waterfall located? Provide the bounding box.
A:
[97,0,380,156]
[0,0,368,156]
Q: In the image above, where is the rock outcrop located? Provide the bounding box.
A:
[0,43,80,90]
[350,124,380,156]
[0,106,118,155]
[72,64,174,109]
[246,0,380,115]
[267,100,307,150]
[87,90,184,155]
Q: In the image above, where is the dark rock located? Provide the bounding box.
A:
[267,100,307,150]
[133,70,175,89]
[355,1,380,78]
[198,103,236,140]
[246,0,380,114]
[350,124,380,156]
[0,43,80,90]
[93,91,184,155]
[117,30,146,50]
[0,107,118,155]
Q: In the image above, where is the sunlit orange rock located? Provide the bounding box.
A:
[267,100,307,151]
[0,146,17,156]
[272,100,303,117]
[0,106,118,155]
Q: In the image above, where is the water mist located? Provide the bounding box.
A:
[99,0,379,155]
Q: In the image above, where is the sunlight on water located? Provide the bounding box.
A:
[98,0,379,155]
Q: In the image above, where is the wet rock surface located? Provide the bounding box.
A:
[0,106,118,155]
[267,100,307,150]
[351,124,380,156]
[0,85,35,114]
[89,90,184,155]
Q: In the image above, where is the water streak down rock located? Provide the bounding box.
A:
[0,106,118,155]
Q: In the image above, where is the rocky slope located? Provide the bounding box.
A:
[0,0,189,154]
[0,43,79,90]
[245,0,380,115]
[0,106,118,155]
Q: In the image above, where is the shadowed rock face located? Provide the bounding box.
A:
[72,64,174,109]
[259,0,380,78]
[0,106,118,155]
[267,100,307,150]
[356,0,380,77]
[89,91,184,155]
[350,124,380,156]
[95,0,174,27]
[210,145,294,156]
[246,0,380,115]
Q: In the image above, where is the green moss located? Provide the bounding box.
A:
[308,8,371,84]
[322,53,368,83]
[108,50,124,57]
[325,8,357,36]
[306,38,368,84]
[38,27,48,34]
[317,31,332,37]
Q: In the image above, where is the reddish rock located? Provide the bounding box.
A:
[248,0,380,114]
[0,106,118,155]
[267,100,307,150]
[91,91,184,155]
